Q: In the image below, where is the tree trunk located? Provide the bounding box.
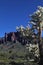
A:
[38,22,43,65]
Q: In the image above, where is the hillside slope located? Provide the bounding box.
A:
[0,40,41,65]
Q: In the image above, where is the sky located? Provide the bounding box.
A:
[0,0,43,37]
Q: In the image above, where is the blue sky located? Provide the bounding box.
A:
[0,0,43,37]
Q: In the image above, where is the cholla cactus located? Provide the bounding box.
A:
[16,25,25,32]
[16,6,43,64]
[30,6,43,24]
[19,25,25,32]
[38,6,43,13]
[16,26,19,31]
[29,6,43,64]
[24,25,30,36]
[16,25,31,37]
[26,43,40,62]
